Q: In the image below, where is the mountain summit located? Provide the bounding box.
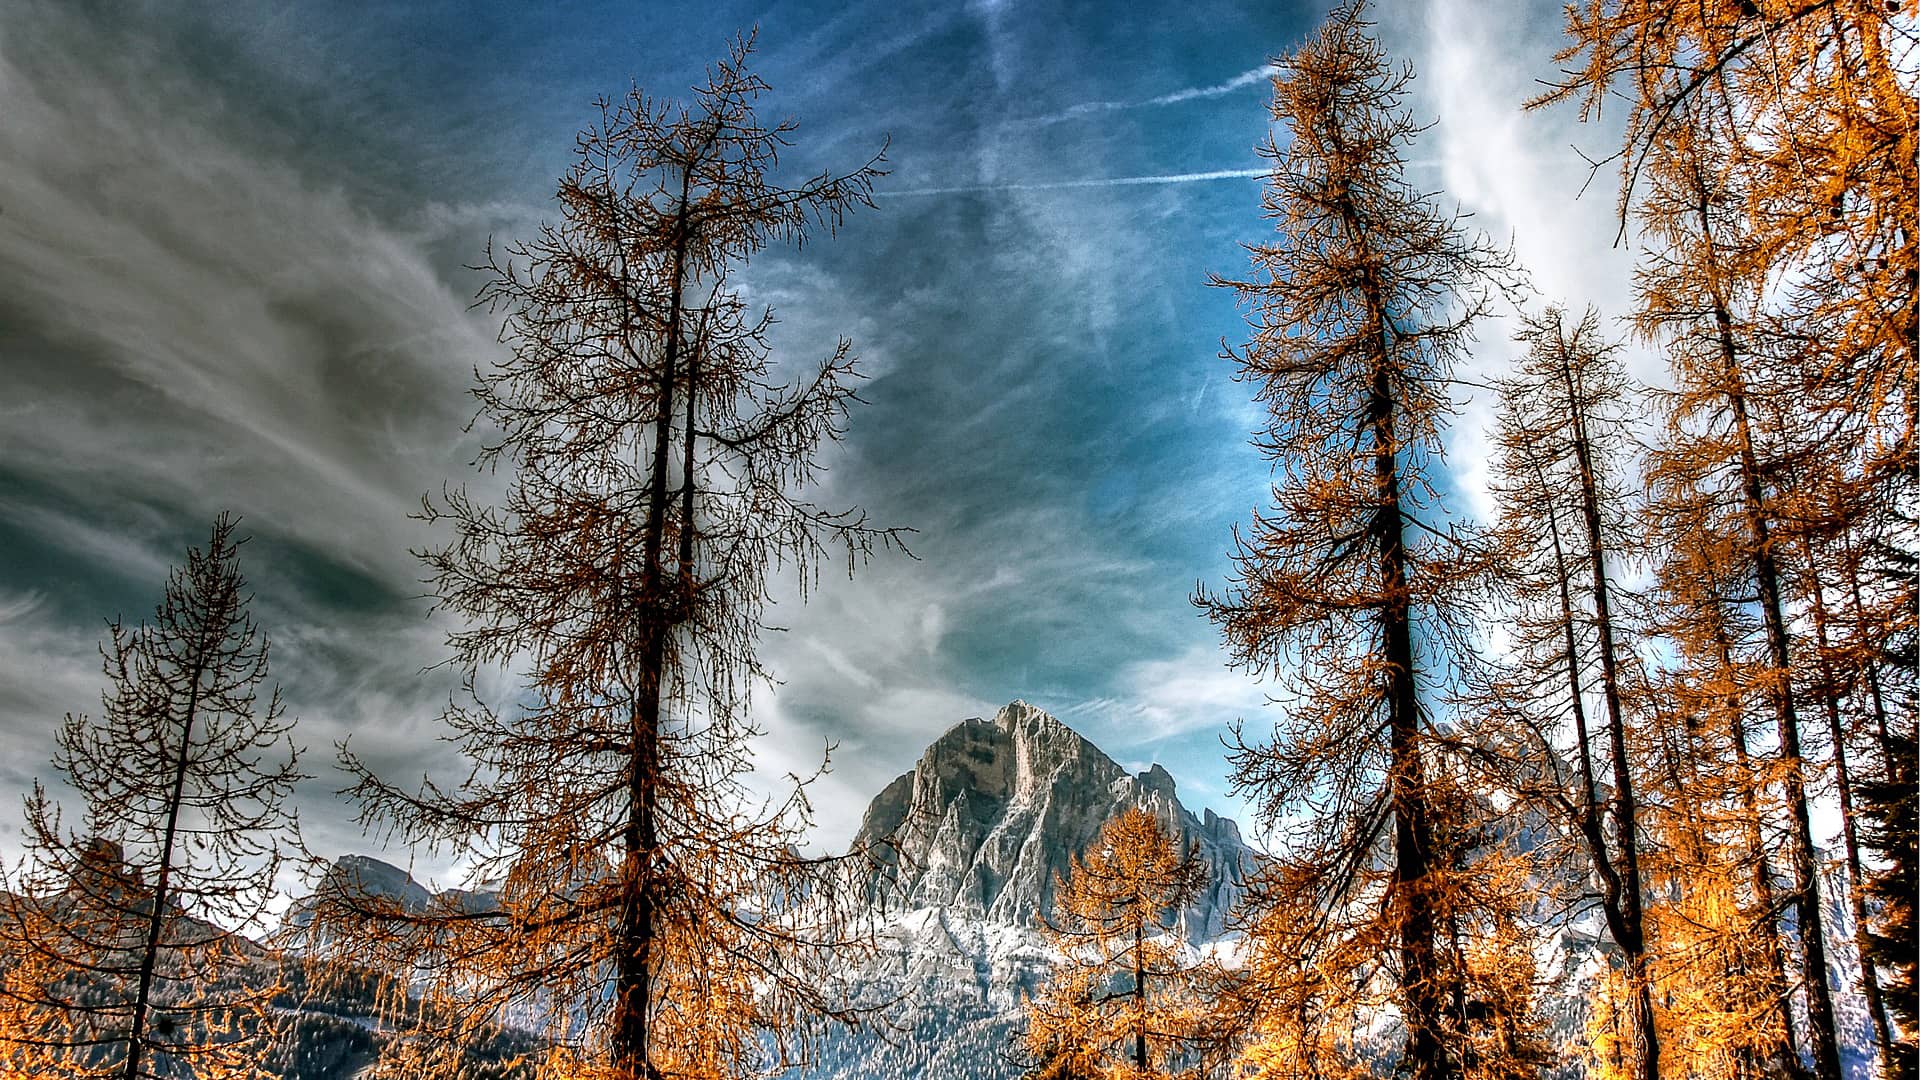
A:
[854,700,1248,939]
[794,700,1250,1080]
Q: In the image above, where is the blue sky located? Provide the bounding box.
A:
[0,0,1653,883]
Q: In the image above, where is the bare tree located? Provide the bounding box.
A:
[0,514,303,1080]
[308,35,904,1080]
[1475,306,1659,1080]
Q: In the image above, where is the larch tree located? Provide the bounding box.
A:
[1476,306,1658,1080]
[1197,6,1516,1079]
[1634,96,1843,1080]
[0,514,303,1080]
[1782,465,1899,1062]
[1638,495,1806,1080]
[1539,0,1916,362]
[305,37,902,1080]
[1227,860,1378,1080]
[1228,767,1550,1080]
[1856,726,1919,1080]
[1417,770,1553,1080]
[1023,808,1212,1080]
[1625,732,1791,1080]
[1539,7,1917,1073]
[1852,521,1920,1079]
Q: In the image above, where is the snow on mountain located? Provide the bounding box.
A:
[797,700,1254,1080]
[273,700,1883,1080]
[855,700,1251,941]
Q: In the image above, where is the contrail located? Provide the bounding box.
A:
[1138,64,1276,107]
[888,167,1268,198]
[1027,63,1279,127]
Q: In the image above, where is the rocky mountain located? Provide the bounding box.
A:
[795,700,1253,1080]
[270,700,1882,1080]
[283,853,502,937]
[856,700,1250,940]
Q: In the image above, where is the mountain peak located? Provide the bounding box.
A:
[991,698,1048,731]
[856,700,1247,939]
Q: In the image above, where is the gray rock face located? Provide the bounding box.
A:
[320,856,433,910]
[283,855,454,933]
[794,701,1251,1080]
[855,700,1249,941]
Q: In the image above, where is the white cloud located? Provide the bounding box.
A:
[0,608,100,771]
[0,589,47,626]
[1362,0,1669,528]
[1060,640,1277,745]
[806,640,883,693]
[748,682,998,855]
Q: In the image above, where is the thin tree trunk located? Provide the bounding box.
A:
[1841,535,1905,784]
[1799,536,1894,1062]
[1558,356,1661,1080]
[1134,917,1147,1071]
[1694,177,1840,1080]
[1726,389,1840,1080]
[124,588,226,1080]
[1716,626,1803,1070]
[615,168,695,1080]
[1715,311,1842,1080]
[1672,694,1765,1080]
[1373,350,1443,1080]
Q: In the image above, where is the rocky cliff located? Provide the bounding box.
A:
[794,701,1252,1080]
[855,700,1249,940]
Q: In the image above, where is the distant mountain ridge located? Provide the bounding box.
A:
[284,699,1882,1080]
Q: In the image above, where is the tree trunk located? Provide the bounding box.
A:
[1716,626,1804,1071]
[1695,181,1840,1080]
[1713,306,1842,1080]
[1372,352,1443,1080]
[1134,918,1147,1072]
[615,174,695,1080]
[124,587,227,1080]
[1561,354,1660,1080]
[1800,538,1894,1063]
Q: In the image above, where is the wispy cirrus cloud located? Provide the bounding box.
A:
[0,589,47,627]
[0,1,505,867]
[1381,0,1654,528]
[0,1,500,595]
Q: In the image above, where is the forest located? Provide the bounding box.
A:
[0,2,1911,1080]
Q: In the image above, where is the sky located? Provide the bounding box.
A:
[0,0,1657,890]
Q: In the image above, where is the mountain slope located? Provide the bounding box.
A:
[857,700,1249,940]
[800,700,1252,1080]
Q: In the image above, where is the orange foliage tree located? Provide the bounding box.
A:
[1024,808,1214,1080]
[1539,6,1917,1072]
[0,515,303,1080]
[1199,5,1524,1079]
[305,36,902,1080]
